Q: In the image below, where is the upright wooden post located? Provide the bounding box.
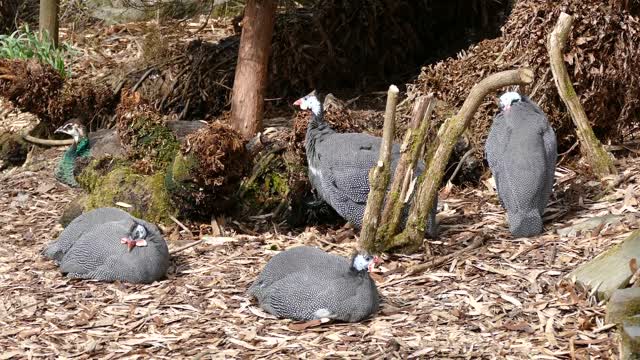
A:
[230,0,277,140]
[39,0,59,47]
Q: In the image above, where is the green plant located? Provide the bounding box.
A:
[0,24,76,77]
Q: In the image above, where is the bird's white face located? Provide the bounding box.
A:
[55,122,83,143]
[352,253,381,272]
[293,95,322,116]
[499,91,522,111]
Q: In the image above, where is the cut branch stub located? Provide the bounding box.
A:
[393,68,535,254]
[547,12,617,177]
[373,95,435,252]
[358,85,399,253]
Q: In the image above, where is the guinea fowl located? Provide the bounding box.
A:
[54,119,124,187]
[43,207,170,284]
[248,246,380,322]
[485,92,557,237]
[294,94,437,237]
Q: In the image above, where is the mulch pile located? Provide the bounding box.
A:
[407,0,640,154]
[0,59,116,132]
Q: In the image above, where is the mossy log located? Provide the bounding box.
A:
[568,230,640,301]
[392,68,534,254]
[76,159,175,224]
[547,12,617,177]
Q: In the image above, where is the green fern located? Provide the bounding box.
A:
[0,24,77,77]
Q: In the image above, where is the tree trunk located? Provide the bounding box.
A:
[230,0,277,140]
[39,0,59,47]
[547,12,617,177]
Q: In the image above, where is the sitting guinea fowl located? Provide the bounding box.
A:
[485,92,557,237]
[54,119,124,187]
[248,246,380,322]
[294,94,437,237]
[43,207,169,284]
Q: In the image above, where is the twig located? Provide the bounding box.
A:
[169,239,204,255]
[169,214,194,241]
[448,147,474,183]
[132,68,156,92]
[408,236,484,275]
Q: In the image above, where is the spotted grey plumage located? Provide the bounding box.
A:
[44,207,170,284]
[485,92,557,237]
[248,246,380,322]
[295,94,437,237]
[43,207,131,264]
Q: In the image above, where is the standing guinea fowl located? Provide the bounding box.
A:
[485,92,557,237]
[294,94,437,237]
[54,119,124,187]
[43,207,170,284]
[248,246,380,322]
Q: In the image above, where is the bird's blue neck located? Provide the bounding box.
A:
[55,136,90,187]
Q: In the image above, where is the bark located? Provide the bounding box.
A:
[547,12,617,177]
[229,0,277,140]
[39,0,59,47]
[393,69,535,253]
[358,85,399,252]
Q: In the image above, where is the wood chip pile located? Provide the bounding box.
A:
[407,0,640,153]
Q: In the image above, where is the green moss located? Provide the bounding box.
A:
[83,163,174,224]
[126,116,180,170]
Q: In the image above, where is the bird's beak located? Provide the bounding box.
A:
[368,256,382,272]
[293,99,302,106]
[54,126,64,134]
[121,237,134,252]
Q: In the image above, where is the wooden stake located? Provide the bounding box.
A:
[394,68,535,253]
[359,85,399,252]
[547,12,617,177]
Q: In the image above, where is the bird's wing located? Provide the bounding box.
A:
[264,271,363,321]
[59,219,132,276]
[485,112,506,173]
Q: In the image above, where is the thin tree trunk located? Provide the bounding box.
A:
[230,0,277,140]
[547,12,617,177]
[39,0,59,47]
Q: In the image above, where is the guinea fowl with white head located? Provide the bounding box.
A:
[248,245,380,322]
[43,207,170,284]
[485,91,557,237]
[294,93,437,236]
